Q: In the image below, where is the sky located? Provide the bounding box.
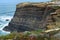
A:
[0,0,51,5]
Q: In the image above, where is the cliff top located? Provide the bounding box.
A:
[17,2,54,8]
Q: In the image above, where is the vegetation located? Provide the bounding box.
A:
[0,33,16,40]
[52,6,60,9]
[0,29,59,40]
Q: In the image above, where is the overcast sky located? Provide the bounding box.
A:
[0,0,51,5]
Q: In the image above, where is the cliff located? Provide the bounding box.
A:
[3,2,57,32]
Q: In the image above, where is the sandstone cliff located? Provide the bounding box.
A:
[3,2,57,32]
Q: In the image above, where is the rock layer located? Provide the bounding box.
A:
[3,3,56,32]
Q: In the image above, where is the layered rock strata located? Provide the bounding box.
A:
[3,3,56,32]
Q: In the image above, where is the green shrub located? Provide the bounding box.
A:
[52,6,60,9]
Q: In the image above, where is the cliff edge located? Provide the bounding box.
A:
[3,2,57,32]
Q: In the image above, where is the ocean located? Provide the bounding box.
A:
[0,4,16,35]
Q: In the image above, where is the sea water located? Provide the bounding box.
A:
[0,4,16,35]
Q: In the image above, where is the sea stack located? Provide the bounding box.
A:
[3,2,56,32]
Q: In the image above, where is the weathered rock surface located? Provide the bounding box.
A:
[3,2,56,32]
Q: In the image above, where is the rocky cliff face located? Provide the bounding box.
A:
[3,3,56,32]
